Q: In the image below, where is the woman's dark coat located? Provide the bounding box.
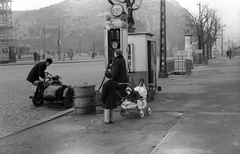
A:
[112,55,128,83]
[26,61,47,83]
[111,55,129,100]
[101,79,119,109]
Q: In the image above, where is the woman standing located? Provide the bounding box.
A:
[111,49,129,103]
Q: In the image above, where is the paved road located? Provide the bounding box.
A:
[0,61,105,138]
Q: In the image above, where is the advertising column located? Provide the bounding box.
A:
[185,33,193,60]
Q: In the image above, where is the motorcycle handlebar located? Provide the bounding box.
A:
[44,72,62,81]
[45,72,52,77]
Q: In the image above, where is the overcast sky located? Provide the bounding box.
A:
[12,0,239,42]
[12,0,62,11]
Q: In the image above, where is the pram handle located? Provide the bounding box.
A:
[118,83,133,89]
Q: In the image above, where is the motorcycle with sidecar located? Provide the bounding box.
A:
[30,72,74,109]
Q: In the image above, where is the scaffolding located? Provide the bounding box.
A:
[0,0,12,46]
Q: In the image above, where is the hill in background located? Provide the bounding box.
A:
[12,0,187,56]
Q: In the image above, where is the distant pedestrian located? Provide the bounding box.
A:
[232,50,236,59]
[37,53,41,62]
[42,53,46,60]
[12,52,16,63]
[69,51,73,60]
[229,49,233,59]
[63,53,66,61]
[91,52,95,59]
[226,50,229,58]
[101,71,119,124]
[33,51,37,63]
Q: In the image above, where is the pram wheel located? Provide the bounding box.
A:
[120,108,126,116]
[146,106,152,115]
[139,110,144,118]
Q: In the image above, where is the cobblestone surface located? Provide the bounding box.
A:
[0,61,105,138]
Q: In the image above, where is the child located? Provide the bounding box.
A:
[101,71,119,124]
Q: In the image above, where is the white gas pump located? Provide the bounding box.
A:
[102,4,128,69]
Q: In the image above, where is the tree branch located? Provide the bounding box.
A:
[132,0,143,11]
[116,0,126,3]
[131,0,135,6]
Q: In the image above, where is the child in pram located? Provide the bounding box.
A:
[119,79,152,118]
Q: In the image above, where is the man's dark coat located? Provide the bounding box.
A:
[111,55,129,100]
[26,61,47,83]
[101,79,119,109]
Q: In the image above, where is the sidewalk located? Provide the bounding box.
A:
[0,57,239,154]
[152,57,240,154]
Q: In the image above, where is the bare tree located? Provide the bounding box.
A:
[108,0,143,33]
[185,4,225,59]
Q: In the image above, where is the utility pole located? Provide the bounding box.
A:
[79,34,82,56]
[43,24,46,55]
[197,2,202,50]
[58,15,61,60]
[221,27,223,56]
[197,2,207,64]
[158,0,168,78]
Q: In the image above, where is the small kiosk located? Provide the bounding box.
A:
[127,32,157,89]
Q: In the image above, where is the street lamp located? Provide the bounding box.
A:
[79,34,82,56]
[58,15,61,60]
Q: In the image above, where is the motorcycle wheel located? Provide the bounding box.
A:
[63,97,73,109]
[32,90,44,107]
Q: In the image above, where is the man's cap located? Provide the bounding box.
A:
[46,58,53,64]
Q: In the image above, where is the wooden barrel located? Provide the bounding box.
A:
[73,83,96,115]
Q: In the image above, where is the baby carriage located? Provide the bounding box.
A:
[118,81,152,118]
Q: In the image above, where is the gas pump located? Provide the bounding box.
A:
[102,4,158,100]
[103,3,128,70]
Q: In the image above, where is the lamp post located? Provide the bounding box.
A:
[58,15,61,60]
[79,34,82,56]
[43,24,46,57]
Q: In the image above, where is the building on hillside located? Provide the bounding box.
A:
[0,0,12,49]
[0,0,13,63]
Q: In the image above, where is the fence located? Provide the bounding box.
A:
[174,56,192,75]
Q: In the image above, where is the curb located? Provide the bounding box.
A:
[150,111,187,154]
[0,104,152,140]
[0,106,107,140]
[0,59,105,66]
[0,108,74,140]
